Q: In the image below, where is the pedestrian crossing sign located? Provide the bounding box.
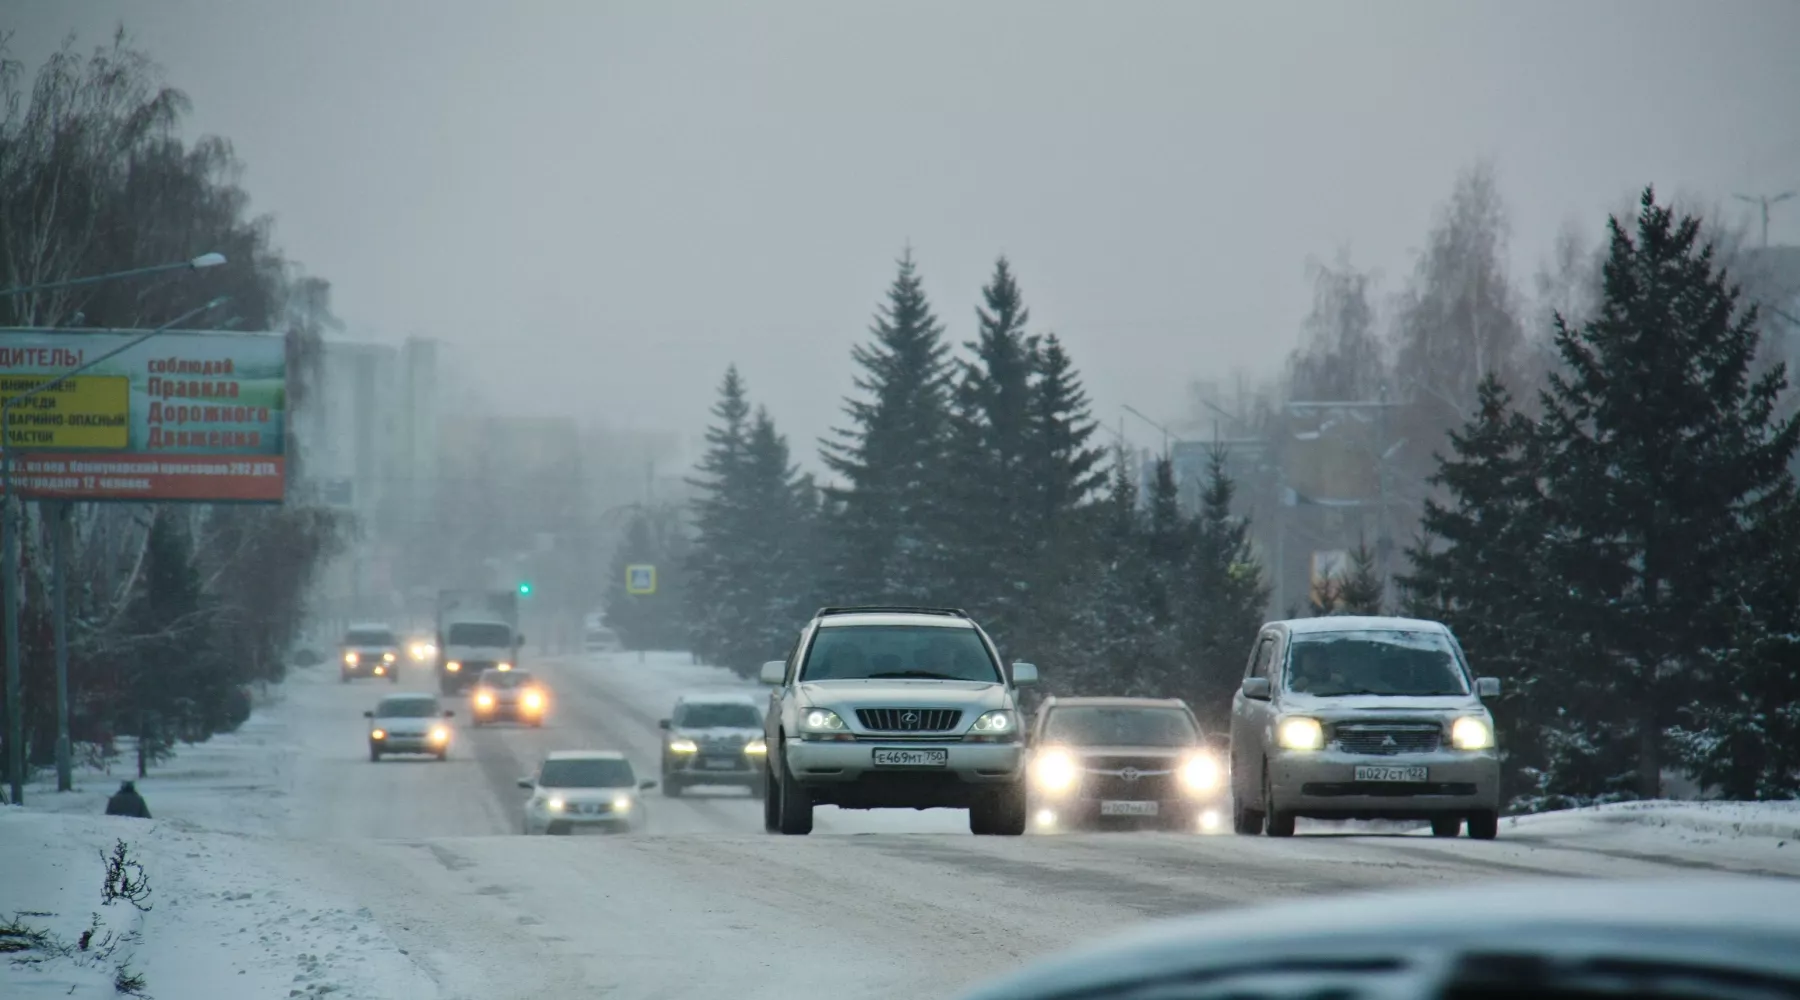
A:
[626,564,657,595]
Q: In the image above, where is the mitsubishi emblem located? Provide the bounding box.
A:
[1120,767,1141,782]
[901,711,919,726]
[1381,735,1398,748]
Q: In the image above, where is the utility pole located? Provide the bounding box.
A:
[1735,191,1796,249]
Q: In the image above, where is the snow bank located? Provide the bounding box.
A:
[1515,799,1800,842]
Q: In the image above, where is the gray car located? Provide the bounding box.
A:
[659,692,768,798]
[758,606,1038,836]
[1228,616,1502,839]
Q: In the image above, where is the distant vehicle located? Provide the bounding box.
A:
[583,621,623,654]
[406,632,437,663]
[364,693,454,762]
[470,668,548,727]
[759,605,1038,836]
[436,589,522,695]
[1229,616,1502,839]
[1026,696,1227,833]
[954,877,1800,1000]
[516,750,656,835]
[658,692,767,798]
[340,623,401,683]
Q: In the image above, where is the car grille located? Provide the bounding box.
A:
[1333,723,1442,755]
[1080,756,1177,798]
[855,708,962,732]
[697,734,747,752]
[461,661,496,673]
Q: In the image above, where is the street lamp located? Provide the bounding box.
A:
[3,294,230,806]
[1,252,228,300]
[1121,404,1177,455]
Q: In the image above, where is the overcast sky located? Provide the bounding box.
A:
[11,1,1800,467]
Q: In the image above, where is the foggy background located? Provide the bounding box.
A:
[8,0,1799,464]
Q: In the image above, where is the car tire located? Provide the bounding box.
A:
[388,671,399,684]
[750,776,768,800]
[761,757,780,833]
[773,739,813,835]
[1467,810,1499,840]
[435,751,448,762]
[341,672,351,684]
[1431,815,1462,837]
[1263,766,1295,838]
[369,747,381,763]
[662,776,683,798]
[970,782,1027,836]
[547,821,570,836]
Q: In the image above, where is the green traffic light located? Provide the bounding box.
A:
[518,582,533,596]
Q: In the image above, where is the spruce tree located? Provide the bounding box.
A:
[686,366,753,666]
[822,250,954,604]
[1066,448,1150,695]
[732,408,822,672]
[1181,449,1271,729]
[1536,188,1800,800]
[1334,537,1385,615]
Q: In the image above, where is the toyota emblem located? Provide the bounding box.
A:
[1120,767,1140,782]
[901,711,919,725]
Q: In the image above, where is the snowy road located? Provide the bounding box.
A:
[9,652,1800,1000]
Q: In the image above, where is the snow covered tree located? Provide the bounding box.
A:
[726,409,823,674]
[1179,450,1270,729]
[822,250,955,604]
[603,506,692,651]
[685,367,754,666]
[1536,188,1800,801]
[1288,252,1387,402]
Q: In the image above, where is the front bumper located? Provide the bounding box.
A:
[1269,749,1500,818]
[472,701,543,721]
[667,753,763,779]
[784,740,1024,808]
[371,734,448,754]
[533,805,631,829]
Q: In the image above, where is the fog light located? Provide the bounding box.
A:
[1200,809,1221,832]
[1035,809,1057,829]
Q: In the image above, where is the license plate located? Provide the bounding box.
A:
[872,748,948,768]
[1355,765,1428,782]
[701,758,739,770]
[1100,800,1159,816]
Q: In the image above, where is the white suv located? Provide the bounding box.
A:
[758,606,1038,836]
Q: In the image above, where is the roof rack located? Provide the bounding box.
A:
[813,605,969,619]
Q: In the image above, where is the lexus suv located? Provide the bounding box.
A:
[1228,616,1502,839]
[1027,696,1227,833]
[659,692,768,797]
[759,606,1037,836]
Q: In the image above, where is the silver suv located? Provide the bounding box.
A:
[758,606,1038,835]
[1228,616,1502,839]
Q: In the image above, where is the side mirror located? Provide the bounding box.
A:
[362,710,373,718]
[1241,677,1272,701]
[516,778,534,790]
[639,779,657,790]
[759,661,786,685]
[658,719,671,730]
[1011,662,1039,687]
[443,710,455,718]
[1476,677,1501,698]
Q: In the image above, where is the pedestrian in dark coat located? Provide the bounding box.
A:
[105,780,151,818]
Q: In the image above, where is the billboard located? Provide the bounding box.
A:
[0,328,286,502]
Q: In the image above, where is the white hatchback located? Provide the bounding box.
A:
[517,750,657,835]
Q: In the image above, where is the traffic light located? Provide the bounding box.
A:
[517,581,533,596]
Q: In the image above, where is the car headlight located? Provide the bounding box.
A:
[383,652,396,663]
[546,796,565,812]
[968,710,1016,740]
[445,661,461,672]
[744,738,767,755]
[497,662,512,671]
[1032,748,1079,793]
[429,725,449,743]
[612,795,631,812]
[370,728,387,740]
[1451,716,1494,750]
[344,651,359,665]
[800,708,847,734]
[1179,752,1222,793]
[1277,716,1325,751]
[668,738,698,754]
[474,692,494,709]
[521,690,545,711]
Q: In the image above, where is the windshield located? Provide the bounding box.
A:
[447,622,512,647]
[801,625,999,682]
[1042,707,1198,747]
[376,698,440,718]
[344,629,396,647]
[539,758,634,788]
[480,671,534,690]
[676,702,761,728]
[1285,630,1470,697]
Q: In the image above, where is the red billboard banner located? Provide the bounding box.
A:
[5,453,285,502]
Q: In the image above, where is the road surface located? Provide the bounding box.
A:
[142,653,1800,998]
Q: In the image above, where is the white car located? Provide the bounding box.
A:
[517,750,657,835]
[364,693,454,761]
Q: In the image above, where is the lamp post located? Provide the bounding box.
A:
[4,294,229,805]
[1120,404,1177,456]
[0,253,226,300]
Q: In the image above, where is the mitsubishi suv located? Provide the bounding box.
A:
[758,606,1038,836]
[1228,616,1502,839]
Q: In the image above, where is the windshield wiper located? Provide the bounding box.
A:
[866,670,960,680]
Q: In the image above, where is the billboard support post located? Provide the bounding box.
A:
[3,296,229,803]
[52,500,70,792]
